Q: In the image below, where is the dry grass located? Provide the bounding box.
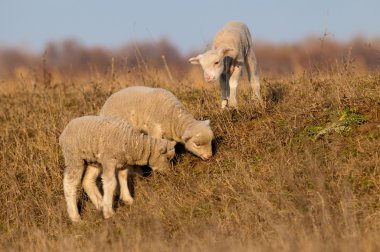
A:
[0,68,380,252]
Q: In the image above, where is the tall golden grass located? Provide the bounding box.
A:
[0,45,380,251]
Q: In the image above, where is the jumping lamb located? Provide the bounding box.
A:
[189,21,263,109]
[59,115,176,222]
[99,86,214,160]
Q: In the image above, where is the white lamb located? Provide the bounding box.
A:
[99,86,214,160]
[189,21,263,109]
[59,115,176,222]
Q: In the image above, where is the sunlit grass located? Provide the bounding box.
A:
[0,68,379,251]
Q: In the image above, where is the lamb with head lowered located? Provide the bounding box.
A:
[59,115,176,222]
[99,86,214,160]
[189,21,263,109]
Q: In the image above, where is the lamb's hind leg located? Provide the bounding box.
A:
[118,165,134,205]
[245,51,263,105]
[101,159,117,219]
[219,73,230,109]
[82,164,102,211]
[63,157,85,222]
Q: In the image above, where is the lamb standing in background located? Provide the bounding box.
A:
[189,21,263,109]
[59,115,176,222]
[99,86,214,160]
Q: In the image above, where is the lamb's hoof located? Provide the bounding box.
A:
[103,209,115,219]
[229,100,238,109]
[70,216,82,223]
[221,99,228,109]
[121,195,134,205]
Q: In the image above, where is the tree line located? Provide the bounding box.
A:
[1,36,379,79]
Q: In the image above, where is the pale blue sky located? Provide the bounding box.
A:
[0,0,379,53]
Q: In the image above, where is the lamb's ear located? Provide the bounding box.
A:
[188,54,202,64]
[181,130,192,142]
[159,143,167,154]
[218,47,234,57]
[202,119,210,126]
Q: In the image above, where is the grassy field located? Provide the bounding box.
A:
[0,68,379,251]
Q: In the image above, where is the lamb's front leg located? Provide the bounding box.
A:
[228,66,242,108]
[219,73,230,109]
[101,159,117,219]
[118,165,134,205]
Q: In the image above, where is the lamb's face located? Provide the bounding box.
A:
[189,48,232,83]
[182,120,214,160]
[150,140,176,173]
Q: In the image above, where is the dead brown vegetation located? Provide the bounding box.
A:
[0,40,380,251]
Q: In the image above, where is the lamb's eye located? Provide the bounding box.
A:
[214,61,220,65]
